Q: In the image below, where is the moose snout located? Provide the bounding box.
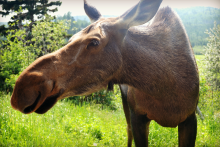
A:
[10,51,62,114]
[22,91,41,114]
[11,88,41,114]
[10,76,54,114]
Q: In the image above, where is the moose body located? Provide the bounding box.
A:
[11,0,199,146]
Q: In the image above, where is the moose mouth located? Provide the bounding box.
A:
[23,89,63,114]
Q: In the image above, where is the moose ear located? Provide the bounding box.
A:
[84,0,102,23]
[117,0,162,29]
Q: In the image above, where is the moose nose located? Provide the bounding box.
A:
[10,76,55,114]
[11,93,18,111]
[10,53,57,114]
[22,92,41,114]
[10,89,41,114]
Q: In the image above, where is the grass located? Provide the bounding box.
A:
[195,54,220,146]
[0,55,220,147]
[193,46,205,55]
[195,55,205,73]
[0,93,128,147]
[1,92,219,147]
[195,54,205,60]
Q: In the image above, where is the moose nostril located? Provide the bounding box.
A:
[23,92,41,114]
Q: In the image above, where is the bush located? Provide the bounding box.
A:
[0,28,36,91]
[0,16,71,92]
[32,15,71,56]
[64,85,122,111]
[204,21,220,90]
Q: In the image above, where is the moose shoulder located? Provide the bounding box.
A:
[11,0,199,147]
[122,7,199,127]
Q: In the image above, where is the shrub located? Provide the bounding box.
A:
[204,21,220,90]
[64,85,122,111]
[0,28,36,91]
[31,15,71,56]
[0,16,71,92]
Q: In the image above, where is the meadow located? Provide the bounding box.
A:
[0,55,219,147]
[193,46,205,55]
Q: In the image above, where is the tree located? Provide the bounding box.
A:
[32,15,70,56]
[205,21,220,90]
[56,12,77,38]
[56,11,91,37]
[0,0,62,36]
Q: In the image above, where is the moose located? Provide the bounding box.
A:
[11,0,199,146]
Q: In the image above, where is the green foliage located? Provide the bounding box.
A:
[195,55,220,144]
[73,19,91,32]
[0,28,36,91]
[196,55,220,110]
[193,46,205,55]
[195,55,208,97]
[56,12,79,36]
[32,15,70,56]
[64,85,122,111]
[0,16,70,91]
[56,12,90,36]
[204,21,220,90]
[0,93,127,147]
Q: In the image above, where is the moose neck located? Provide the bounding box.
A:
[117,27,157,91]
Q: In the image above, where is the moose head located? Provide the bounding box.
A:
[11,0,163,114]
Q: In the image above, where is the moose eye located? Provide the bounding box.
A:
[89,39,99,47]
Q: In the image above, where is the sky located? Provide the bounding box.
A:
[0,0,220,22]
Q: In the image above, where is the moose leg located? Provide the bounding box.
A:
[130,109,151,147]
[178,111,197,147]
[122,97,133,147]
[119,85,133,147]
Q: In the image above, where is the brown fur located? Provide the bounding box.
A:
[120,7,199,127]
[11,0,199,146]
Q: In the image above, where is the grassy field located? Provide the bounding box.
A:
[195,55,205,72]
[193,46,205,55]
[0,55,220,147]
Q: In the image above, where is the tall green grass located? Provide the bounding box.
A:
[0,92,219,147]
[195,54,220,146]
[193,46,205,55]
[0,93,129,147]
